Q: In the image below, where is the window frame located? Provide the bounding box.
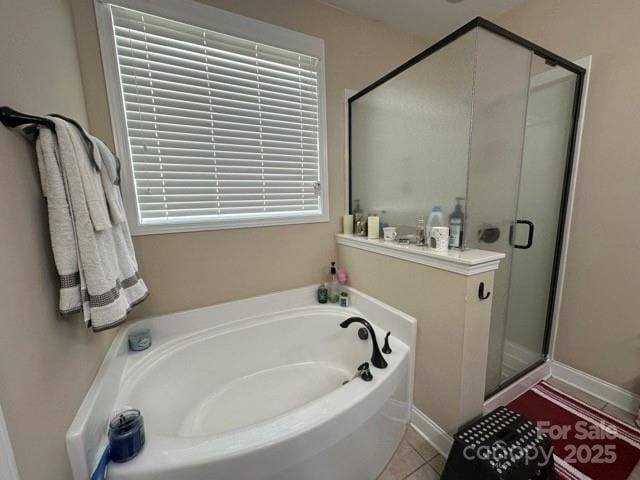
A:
[94,0,329,235]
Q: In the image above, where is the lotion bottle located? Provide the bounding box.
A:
[426,206,444,243]
[328,262,339,303]
[448,197,465,248]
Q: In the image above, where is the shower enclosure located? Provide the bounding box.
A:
[349,18,584,396]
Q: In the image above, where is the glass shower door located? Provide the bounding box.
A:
[468,46,580,394]
[500,58,579,390]
[464,29,532,394]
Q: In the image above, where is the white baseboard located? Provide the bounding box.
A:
[410,359,639,462]
[0,404,20,480]
[484,361,551,413]
[482,359,639,416]
[410,406,453,458]
[551,361,640,414]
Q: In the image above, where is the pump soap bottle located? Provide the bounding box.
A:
[449,197,465,248]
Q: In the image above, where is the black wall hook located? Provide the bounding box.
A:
[0,106,55,129]
[478,282,491,300]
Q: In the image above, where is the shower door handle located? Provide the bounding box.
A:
[510,220,534,249]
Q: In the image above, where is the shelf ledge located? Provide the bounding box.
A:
[336,234,505,276]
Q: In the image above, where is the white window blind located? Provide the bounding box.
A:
[106,4,326,230]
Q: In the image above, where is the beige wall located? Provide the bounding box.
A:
[499,0,640,395]
[0,1,422,479]
[69,0,424,318]
[0,1,117,480]
[338,245,495,432]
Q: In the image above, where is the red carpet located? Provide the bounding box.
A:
[508,381,640,480]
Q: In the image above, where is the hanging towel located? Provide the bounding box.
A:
[35,117,148,331]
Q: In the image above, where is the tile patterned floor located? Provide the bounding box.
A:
[378,377,640,480]
[377,426,444,480]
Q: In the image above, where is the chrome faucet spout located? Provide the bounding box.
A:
[340,317,388,369]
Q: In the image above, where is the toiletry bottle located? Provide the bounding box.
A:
[416,216,426,246]
[317,282,328,304]
[426,206,444,244]
[449,197,465,248]
[339,291,350,307]
[328,262,340,303]
[353,200,365,236]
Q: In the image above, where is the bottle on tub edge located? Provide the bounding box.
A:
[317,282,328,304]
[328,262,340,303]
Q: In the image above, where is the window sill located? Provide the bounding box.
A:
[335,234,505,276]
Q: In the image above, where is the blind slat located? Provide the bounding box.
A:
[131,150,320,161]
[141,205,320,220]
[138,186,317,194]
[130,157,318,168]
[127,125,318,143]
[129,136,318,151]
[140,198,318,210]
[139,192,317,200]
[134,163,318,174]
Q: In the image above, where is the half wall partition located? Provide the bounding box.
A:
[349,18,584,396]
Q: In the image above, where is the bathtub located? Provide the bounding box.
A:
[67,286,416,480]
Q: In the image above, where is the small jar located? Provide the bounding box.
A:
[128,328,152,352]
[339,291,350,307]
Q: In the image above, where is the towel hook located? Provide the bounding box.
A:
[478,282,491,300]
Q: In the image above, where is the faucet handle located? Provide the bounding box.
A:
[358,327,369,340]
[382,332,392,354]
[358,362,373,382]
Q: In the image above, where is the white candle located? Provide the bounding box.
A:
[342,214,354,235]
[367,216,380,239]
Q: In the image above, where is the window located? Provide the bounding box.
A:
[95,0,328,234]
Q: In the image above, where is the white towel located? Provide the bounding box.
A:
[35,117,148,331]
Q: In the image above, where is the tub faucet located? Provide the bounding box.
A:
[340,317,388,369]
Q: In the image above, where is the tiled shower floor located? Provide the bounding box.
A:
[378,377,640,480]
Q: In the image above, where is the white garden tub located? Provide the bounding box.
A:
[67,286,416,480]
